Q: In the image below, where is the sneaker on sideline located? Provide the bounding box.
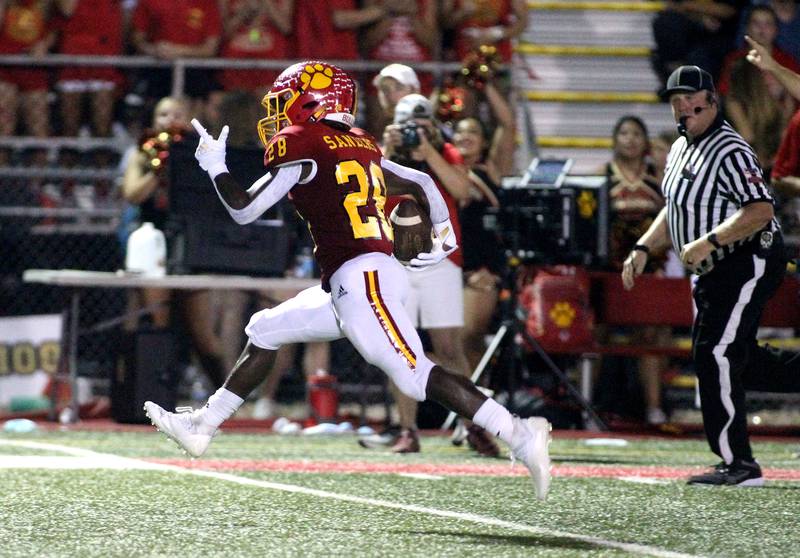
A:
[646,407,668,425]
[357,425,400,449]
[391,428,420,453]
[687,460,764,487]
[144,402,214,458]
[510,416,552,501]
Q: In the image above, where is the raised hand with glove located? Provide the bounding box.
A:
[191,118,230,179]
[407,218,458,270]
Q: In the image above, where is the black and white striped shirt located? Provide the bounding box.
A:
[662,116,779,272]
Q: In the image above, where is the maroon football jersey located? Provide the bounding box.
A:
[264,121,394,290]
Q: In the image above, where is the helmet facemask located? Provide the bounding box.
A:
[258,88,297,147]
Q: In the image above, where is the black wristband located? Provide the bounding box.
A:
[707,232,722,250]
[633,244,650,255]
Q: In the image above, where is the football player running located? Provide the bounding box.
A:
[144,61,552,500]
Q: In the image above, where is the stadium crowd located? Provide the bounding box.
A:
[3,0,800,441]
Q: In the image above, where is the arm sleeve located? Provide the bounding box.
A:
[380,157,450,224]
[720,150,773,206]
[213,163,302,225]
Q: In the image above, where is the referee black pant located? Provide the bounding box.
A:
[692,238,800,463]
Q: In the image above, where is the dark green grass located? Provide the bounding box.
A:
[1,431,799,557]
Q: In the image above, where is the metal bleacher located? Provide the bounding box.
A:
[519,0,675,173]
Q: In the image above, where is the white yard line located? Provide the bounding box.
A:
[0,439,702,558]
[617,476,670,485]
[397,472,445,480]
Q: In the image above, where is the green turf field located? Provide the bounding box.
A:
[1,429,799,557]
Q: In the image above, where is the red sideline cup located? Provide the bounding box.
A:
[307,371,339,424]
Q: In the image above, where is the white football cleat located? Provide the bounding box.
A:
[143,402,214,458]
[510,416,552,501]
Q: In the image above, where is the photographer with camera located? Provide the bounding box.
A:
[374,94,498,455]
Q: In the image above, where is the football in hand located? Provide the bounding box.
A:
[390,199,433,264]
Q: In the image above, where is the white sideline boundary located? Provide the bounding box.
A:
[0,439,702,558]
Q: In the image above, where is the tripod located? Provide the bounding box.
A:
[442,255,608,431]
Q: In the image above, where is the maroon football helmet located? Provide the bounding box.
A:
[258,61,357,146]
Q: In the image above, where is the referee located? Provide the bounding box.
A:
[622,65,800,486]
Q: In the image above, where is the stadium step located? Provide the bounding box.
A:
[520,0,673,173]
[528,100,672,137]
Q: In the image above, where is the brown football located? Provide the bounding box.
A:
[390,199,433,264]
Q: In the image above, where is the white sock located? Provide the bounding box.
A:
[200,388,244,430]
[472,398,514,445]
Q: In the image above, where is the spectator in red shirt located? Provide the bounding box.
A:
[54,0,124,138]
[440,0,527,64]
[719,5,799,168]
[218,0,293,96]
[131,0,222,108]
[0,0,55,146]
[293,0,388,129]
[361,0,437,136]
[294,0,385,60]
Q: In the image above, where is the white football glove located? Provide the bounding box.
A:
[407,218,458,271]
[191,118,229,179]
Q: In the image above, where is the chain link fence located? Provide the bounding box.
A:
[0,148,392,420]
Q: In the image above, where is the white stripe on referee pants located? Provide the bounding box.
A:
[712,255,765,464]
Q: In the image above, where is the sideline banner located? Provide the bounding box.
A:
[0,314,61,407]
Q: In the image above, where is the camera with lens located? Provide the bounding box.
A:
[400,123,421,149]
[390,94,439,168]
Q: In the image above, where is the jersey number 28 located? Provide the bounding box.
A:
[335,160,394,241]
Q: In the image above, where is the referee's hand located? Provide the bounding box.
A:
[622,250,647,290]
[680,237,713,273]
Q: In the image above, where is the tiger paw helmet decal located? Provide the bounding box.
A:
[300,63,334,90]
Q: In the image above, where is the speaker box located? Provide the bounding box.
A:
[166,138,294,276]
[112,330,178,423]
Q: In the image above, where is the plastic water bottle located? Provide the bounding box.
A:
[126,222,166,277]
[293,247,314,278]
[2,418,38,433]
